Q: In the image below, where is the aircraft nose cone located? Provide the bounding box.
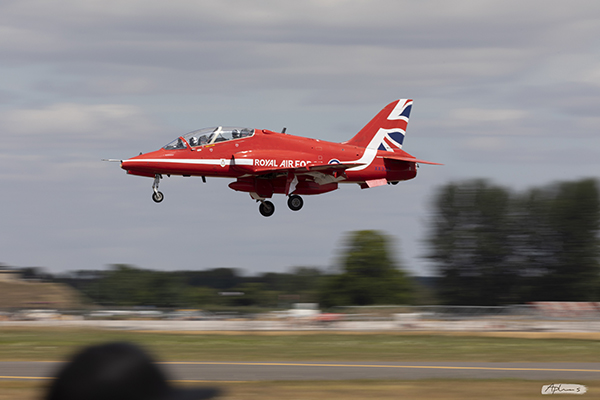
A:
[120,157,140,172]
[119,154,157,178]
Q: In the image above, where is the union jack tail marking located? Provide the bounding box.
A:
[345,99,412,152]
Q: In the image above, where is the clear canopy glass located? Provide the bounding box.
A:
[163,126,254,150]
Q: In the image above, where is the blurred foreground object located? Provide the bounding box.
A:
[46,342,220,400]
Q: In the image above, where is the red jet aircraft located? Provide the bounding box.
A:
[117,99,440,216]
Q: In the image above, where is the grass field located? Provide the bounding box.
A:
[2,328,599,399]
[2,380,599,400]
[1,327,600,362]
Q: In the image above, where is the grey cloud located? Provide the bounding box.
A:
[0,103,166,151]
[513,83,600,118]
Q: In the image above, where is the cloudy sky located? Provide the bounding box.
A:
[2,0,600,277]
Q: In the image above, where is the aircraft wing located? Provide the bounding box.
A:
[379,153,443,165]
[294,162,364,173]
[255,162,366,177]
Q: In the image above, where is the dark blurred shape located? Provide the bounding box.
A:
[427,178,599,305]
[45,342,220,400]
[427,179,513,305]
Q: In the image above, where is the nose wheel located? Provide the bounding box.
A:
[287,194,303,211]
[152,191,164,203]
[259,200,275,217]
[152,174,164,203]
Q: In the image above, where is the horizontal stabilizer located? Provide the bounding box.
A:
[379,154,443,165]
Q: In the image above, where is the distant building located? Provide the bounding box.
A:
[0,267,21,283]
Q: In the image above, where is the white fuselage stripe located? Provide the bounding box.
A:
[122,158,254,166]
[344,128,391,171]
[345,149,377,171]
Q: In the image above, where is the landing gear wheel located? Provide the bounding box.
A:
[259,201,275,217]
[287,194,303,211]
[152,191,164,203]
[151,174,164,203]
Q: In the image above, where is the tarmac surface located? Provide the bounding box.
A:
[2,360,600,382]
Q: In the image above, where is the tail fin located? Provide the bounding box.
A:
[345,99,412,151]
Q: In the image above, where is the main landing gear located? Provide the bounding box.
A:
[152,174,164,203]
[287,194,303,211]
[259,200,275,217]
[255,194,304,217]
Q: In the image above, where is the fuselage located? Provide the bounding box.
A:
[114,99,438,216]
[121,128,417,184]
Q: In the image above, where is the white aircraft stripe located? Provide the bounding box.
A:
[345,128,393,171]
[346,148,377,171]
[387,99,411,121]
[122,158,254,166]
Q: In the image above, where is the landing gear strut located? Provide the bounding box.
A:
[287,194,303,211]
[152,174,164,203]
[259,200,275,217]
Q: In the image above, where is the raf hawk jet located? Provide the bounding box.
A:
[113,99,440,216]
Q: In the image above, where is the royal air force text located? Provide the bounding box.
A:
[255,159,310,168]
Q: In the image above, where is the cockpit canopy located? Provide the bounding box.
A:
[163,126,254,150]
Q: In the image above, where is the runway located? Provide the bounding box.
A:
[2,361,600,381]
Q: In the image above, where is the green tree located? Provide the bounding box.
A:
[517,179,600,300]
[427,180,515,305]
[183,268,242,289]
[319,230,414,307]
[85,265,186,307]
[183,286,217,307]
[427,178,600,304]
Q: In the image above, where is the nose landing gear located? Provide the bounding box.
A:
[152,174,164,203]
[152,191,164,203]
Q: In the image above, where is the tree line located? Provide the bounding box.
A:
[48,229,418,308]
[54,265,322,308]
[428,178,599,305]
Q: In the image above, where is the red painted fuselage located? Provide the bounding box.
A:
[118,100,440,216]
